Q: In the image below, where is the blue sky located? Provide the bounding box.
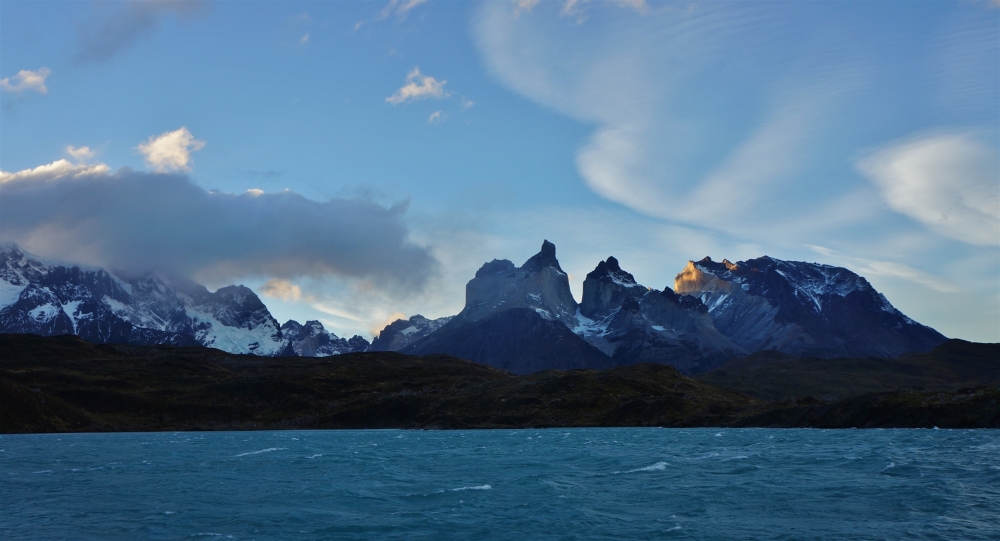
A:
[1,0,998,342]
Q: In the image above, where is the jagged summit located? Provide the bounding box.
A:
[520,240,563,273]
[580,256,646,319]
[455,240,578,329]
[370,313,453,352]
[586,256,637,285]
[281,319,369,356]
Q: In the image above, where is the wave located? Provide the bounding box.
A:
[234,447,286,457]
[450,485,492,491]
[614,461,668,474]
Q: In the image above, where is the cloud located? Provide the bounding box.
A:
[377,0,427,21]
[803,244,962,294]
[513,0,540,17]
[0,68,51,94]
[0,161,438,292]
[0,159,110,184]
[74,0,205,64]
[66,146,95,161]
[136,127,206,172]
[472,3,816,227]
[428,110,444,123]
[386,68,449,105]
[260,278,309,302]
[299,33,310,46]
[858,131,1000,246]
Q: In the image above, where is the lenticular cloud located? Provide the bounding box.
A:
[0,162,437,291]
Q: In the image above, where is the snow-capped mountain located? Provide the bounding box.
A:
[576,257,746,372]
[369,314,453,352]
[281,319,370,356]
[0,244,292,355]
[674,256,947,358]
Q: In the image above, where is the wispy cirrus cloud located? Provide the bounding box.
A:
[136,127,206,172]
[377,0,427,21]
[857,131,999,247]
[386,67,449,105]
[0,68,51,94]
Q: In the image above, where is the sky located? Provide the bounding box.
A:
[1,0,998,343]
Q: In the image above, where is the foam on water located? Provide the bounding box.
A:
[616,461,669,474]
[2,428,998,541]
[234,447,286,457]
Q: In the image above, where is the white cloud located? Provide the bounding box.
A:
[513,0,539,17]
[246,188,265,197]
[136,127,206,172]
[386,67,449,105]
[66,146,95,161]
[461,99,475,110]
[299,33,310,46]
[0,68,51,94]
[0,159,110,184]
[378,0,427,21]
[428,110,444,123]
[858,131,1000,247]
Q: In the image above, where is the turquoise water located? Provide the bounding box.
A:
[2,428,998,540]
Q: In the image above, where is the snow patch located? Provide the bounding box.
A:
[29,303,59,321]
[0,279,26,309]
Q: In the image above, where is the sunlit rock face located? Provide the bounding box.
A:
[675,256,948,358]
[0,244,292,356]
[577,257,746,373]
[281,319,370,356]
[370,314,453,352]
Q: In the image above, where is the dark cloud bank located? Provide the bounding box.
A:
[0,167,437,291]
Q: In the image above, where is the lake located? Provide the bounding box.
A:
[2,428,998,540]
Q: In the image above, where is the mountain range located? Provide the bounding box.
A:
[1,241,947,373]
[0,245,369,357]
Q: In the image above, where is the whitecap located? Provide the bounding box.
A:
[305,454,322,459]
[615,461,669,474]
[450,485,492,491]
[32,470,53,474]
[234,447,286,457]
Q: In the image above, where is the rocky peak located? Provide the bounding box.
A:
[586,256,638,285]
[580,256,647,319]
[521,240,563,273]
[370,313,455,352]
[457,240,578,329]
[475,259,516,278]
